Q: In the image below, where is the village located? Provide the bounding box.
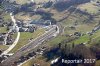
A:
[0,0,100,66]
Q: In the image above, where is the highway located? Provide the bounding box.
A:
[1,25,58,66]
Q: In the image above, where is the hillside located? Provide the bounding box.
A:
[0,0,100,66]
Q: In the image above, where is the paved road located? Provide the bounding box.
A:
[3,13,16,45]
[1,25,57,66]
[1,13,20,55]
[56,22,63,35]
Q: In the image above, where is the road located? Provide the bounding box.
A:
[1,5,74,66]
[3,13,16,45]
[1,25,58,66]
[1,13,20,55]
[56,22,63,35]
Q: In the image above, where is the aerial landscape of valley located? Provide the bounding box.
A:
[0,0,100,66]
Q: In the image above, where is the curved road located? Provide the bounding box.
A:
[1,25,58,66]
[1,13,20,55]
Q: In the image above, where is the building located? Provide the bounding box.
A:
[18,18,51,32]
[0,33,6,45]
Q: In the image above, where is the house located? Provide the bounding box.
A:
[0,33,6,45]
[28,26,37,32]
[74,32,82,36]
[19,27,28,32]
[19,26,37,32]
[0,33,5,40]
[6,35,13,45]
[16,21,23,27]
[0,32,13,45]
[0,18,3,22]
[17,20,37,32]
[18,19,51,32]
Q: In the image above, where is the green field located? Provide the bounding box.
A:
[0,27,8,33]
[79,2,100,14]
[1,1,99,66]
[73,35,90,44]
[15,12,41,21]
[70,30,100,45]
[3,13,11,22]
[21,30,100,66]
[46,35,67,46]
[0,45,9,51]
[12,33,17,39]
[9,29,45,53]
